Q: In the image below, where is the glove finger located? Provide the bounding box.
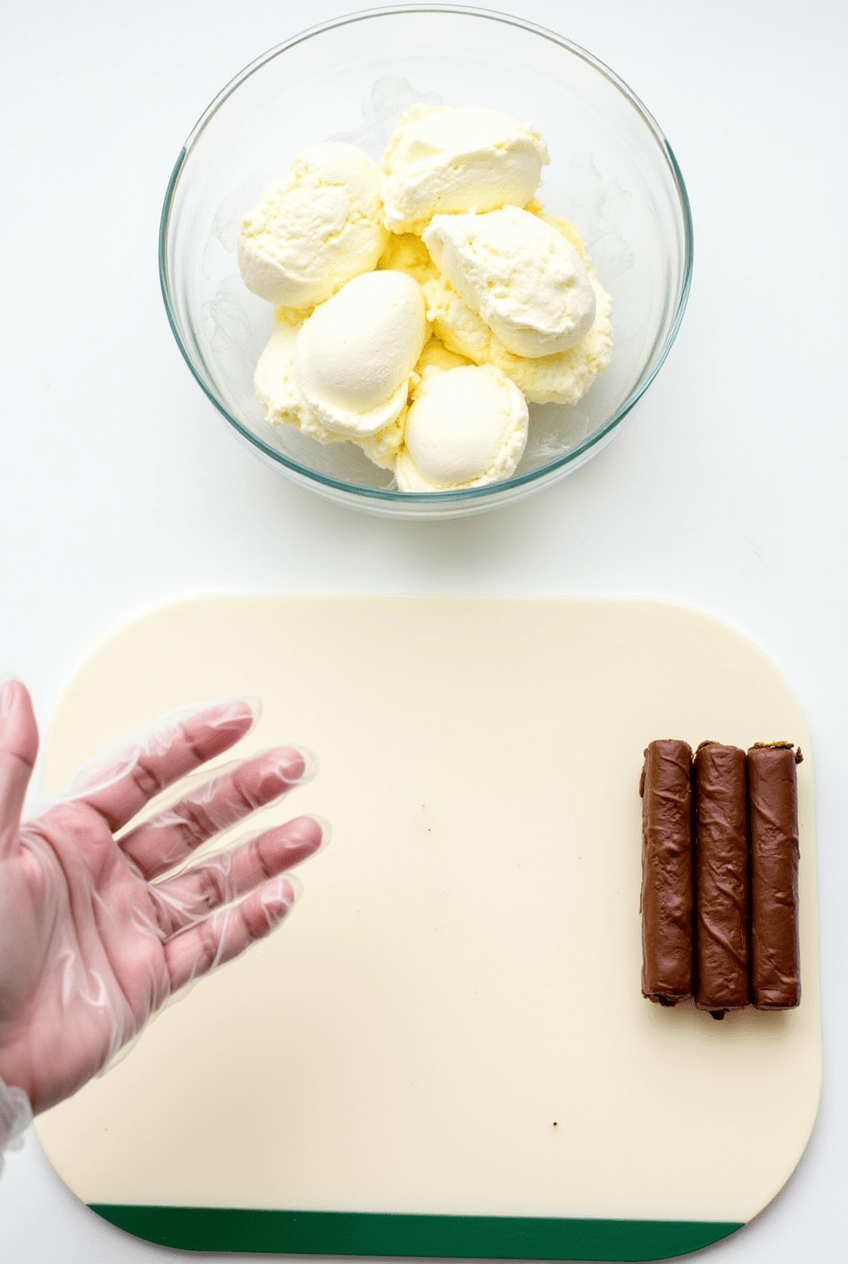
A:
[68,698,258,833]
[151,815,325,935]
[118,745,316,880]
[0,680,38,858]
[164,874,299,994]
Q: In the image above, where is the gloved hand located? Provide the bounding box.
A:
[0,679,323,1120]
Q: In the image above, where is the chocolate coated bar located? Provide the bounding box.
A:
[693,742,749,1016]
[748,742,802,1010]
[640,740,694,1005]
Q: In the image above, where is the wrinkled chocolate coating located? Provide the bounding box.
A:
[748,743,801,1010]
[693,742,749,1013]
[640,740,694,1004]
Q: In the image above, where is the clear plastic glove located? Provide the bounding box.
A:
[0,680,323,1118]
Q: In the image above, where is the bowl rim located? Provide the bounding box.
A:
[159,2,694,505]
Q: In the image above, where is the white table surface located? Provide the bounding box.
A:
[1,1,846,1261]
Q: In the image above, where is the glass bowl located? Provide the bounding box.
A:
[160,4,693,519]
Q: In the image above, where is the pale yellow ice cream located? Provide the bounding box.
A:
[415,335,471,375]
[422,210,613,406]
[238,143,388,308]
[376,232,440,287]
[254,317,326,439]
[423,270,612,406]
[381,105,548,234]
[395,364,528,492]
[242,107,613,492]
[253,313,406,471]
[294,269,427,437]
[423,206,596,358]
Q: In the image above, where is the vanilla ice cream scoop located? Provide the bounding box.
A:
[381,105,548,234]
[238,143,388,308]
[294,269,427,437]
[423,206,596,358]
[396,364,528,491]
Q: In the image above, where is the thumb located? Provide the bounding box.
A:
[0,679,39,858]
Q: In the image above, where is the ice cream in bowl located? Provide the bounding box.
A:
[160,7,692,518]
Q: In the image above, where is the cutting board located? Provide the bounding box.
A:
[34,596,820,1261]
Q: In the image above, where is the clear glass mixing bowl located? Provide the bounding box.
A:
[160,4,693,519]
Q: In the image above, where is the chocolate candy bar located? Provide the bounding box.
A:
[748,742,802,1010]
[640,740,694,1005]
[693,742,749,1017]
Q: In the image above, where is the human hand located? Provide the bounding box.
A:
[0,680,323,1116]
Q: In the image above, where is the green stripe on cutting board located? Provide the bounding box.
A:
[88,1206,742,1259]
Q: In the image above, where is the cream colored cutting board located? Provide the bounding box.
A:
[35,597,820,1257]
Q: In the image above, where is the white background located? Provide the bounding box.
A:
[1,1,846,1261]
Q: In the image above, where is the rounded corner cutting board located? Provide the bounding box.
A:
[34,596,821,1262]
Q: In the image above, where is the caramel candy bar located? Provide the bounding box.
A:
[748,742,802,1009]
[640,740,694,1005]
[693,742,749,1016]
